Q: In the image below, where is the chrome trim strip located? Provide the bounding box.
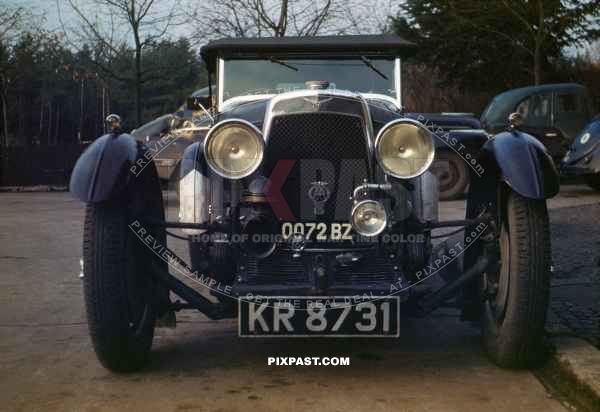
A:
[221,94,275,111]
[449,128,488,134]
[174,126,211,133]
[360,93,402,110]
[217,57,224,110]
[203,118,265,179]
[394,58,402,108]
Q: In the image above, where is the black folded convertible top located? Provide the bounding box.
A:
[201,35,416,67]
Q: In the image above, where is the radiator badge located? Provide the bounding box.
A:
[308,181,331,216]
[302,96,333,110]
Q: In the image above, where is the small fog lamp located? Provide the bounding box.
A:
[351,200,388,237]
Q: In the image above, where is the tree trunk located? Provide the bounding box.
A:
[134,47,142,127]
[0,90,7,184]
[0,92,7,147]
[533,0,544,85]
[79,79,85,142]
[275,0,288,37]
[0,73,8,147]
[39,98,44,140]
[54,105,60,145]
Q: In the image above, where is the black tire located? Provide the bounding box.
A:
[435,151,469,201]
[586,174,600,191]
[481,191,551,368]
[83,203,157,372]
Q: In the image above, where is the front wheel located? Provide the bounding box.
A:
[481,191,551,368]
[83,203,157,372]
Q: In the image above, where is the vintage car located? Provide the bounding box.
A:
[561,115,600,190]
[70,35,559,372]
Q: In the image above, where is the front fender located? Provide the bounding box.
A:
[69,133,138,202]
[477,130,559,199]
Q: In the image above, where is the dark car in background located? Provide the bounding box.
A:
[407,112,487,200]
[480,83,594,163]
[561,115,600,190]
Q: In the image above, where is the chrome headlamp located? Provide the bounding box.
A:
[351,200,388,237]
[204,119,264,179]
[375,119,435,179]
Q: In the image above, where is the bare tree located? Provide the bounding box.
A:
[340,0,398,35]
[193,0,391,40]
[0,5,29,147]
[60,0,188,125]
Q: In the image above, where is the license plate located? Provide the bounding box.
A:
[281,222,353,241]
[238,296,399,337]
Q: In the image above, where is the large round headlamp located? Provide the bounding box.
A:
[351,200,388,237]
[204,119,264,179]
[375,119,435,179]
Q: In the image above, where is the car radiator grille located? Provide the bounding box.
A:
[334,254,398,285]
[263,112,369,222]
[245,251,307,285]
[244,250,398,287]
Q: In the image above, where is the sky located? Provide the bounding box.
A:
[8,0,596,57]
[10,0,398,42]
[12,0,195,40]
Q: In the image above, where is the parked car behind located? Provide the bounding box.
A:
[408,112,487,200]
[130,87,213,191]
[480,83,594,164]
[561,114,600,190]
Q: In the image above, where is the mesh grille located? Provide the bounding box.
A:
[245,251,307,285]
[263,112,369,222]
[334,253,398,285]
[244,250,398,287]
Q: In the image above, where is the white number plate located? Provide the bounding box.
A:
[239,296,399,337]
[281,222,353,241]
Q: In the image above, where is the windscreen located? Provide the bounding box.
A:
[222,58,396,102]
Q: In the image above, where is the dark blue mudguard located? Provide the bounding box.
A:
[473,130,559,199]
[70,132,145,203]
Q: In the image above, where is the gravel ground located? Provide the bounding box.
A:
[0,186,597,411]
[548,201,600,347]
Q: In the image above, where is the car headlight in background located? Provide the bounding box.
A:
[204,119,264,179]
[351,200,388,237]
[375,119,435,179]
